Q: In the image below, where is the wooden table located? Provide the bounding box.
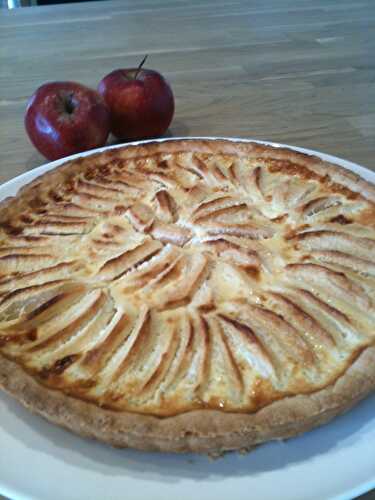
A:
[0,1,374,499]
[1,0,375,183]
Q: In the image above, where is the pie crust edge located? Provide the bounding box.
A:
[1,346,374,453]
[0,138,374,453]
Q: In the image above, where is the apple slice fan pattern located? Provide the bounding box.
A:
[0,139,374,453]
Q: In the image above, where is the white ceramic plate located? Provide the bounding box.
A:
[0,138,374,500]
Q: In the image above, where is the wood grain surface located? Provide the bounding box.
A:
[0,0,375,185]
[0,1,374,499]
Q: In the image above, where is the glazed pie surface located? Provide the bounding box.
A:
[0,139,374,451]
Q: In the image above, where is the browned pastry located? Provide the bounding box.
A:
[0,139,374,453]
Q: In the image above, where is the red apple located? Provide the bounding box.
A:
[25,81,111,161]
[98,57,174,140]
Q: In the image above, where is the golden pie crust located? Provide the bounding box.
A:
[0,139,374,453]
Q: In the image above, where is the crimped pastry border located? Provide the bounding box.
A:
[0,139,374,454]
[0,347,374,453]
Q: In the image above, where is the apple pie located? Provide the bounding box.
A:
[0,139,374,453]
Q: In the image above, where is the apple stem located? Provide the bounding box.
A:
[135,54,148,79]
[65,93,75,114]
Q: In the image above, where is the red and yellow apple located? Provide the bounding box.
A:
[25,81,110,161]
[98,58,174,140]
